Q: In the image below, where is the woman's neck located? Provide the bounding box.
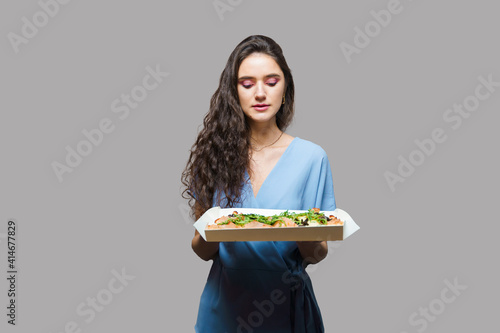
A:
[249,122,282,148]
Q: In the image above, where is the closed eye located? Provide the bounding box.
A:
[240,80,254,89]
[266,78,279,86]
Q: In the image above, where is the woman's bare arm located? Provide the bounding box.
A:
[192,229,220,261]
[296,241,328,265]
[191,202,219,261]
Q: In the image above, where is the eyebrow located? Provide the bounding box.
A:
[238,73,281,81]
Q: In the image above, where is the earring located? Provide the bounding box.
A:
[282,94,285,105]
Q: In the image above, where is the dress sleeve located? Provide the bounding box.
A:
[314,153,336,211]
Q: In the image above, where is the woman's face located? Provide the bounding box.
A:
[237,53,286,127]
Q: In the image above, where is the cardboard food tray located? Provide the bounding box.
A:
[194,207,360,242]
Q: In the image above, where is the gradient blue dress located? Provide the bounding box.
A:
[195,137,336,333]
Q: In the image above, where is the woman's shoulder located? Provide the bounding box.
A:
[291,137,328,159]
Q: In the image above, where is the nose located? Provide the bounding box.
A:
[254,82,266,101]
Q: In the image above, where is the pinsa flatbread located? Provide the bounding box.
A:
[206,208,343,229]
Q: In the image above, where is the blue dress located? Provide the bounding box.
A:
[195,137,336,333]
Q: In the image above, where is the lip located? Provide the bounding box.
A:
[253,104,270,111]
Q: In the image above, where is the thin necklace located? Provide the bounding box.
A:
[250,131,284,152]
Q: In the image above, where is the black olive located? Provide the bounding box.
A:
[326,217,331,221]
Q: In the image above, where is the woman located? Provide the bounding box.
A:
[181,35,336,332]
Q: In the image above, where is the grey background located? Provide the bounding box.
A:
[1,0,499,332]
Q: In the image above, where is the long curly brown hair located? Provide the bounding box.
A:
[181,35,295,219]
